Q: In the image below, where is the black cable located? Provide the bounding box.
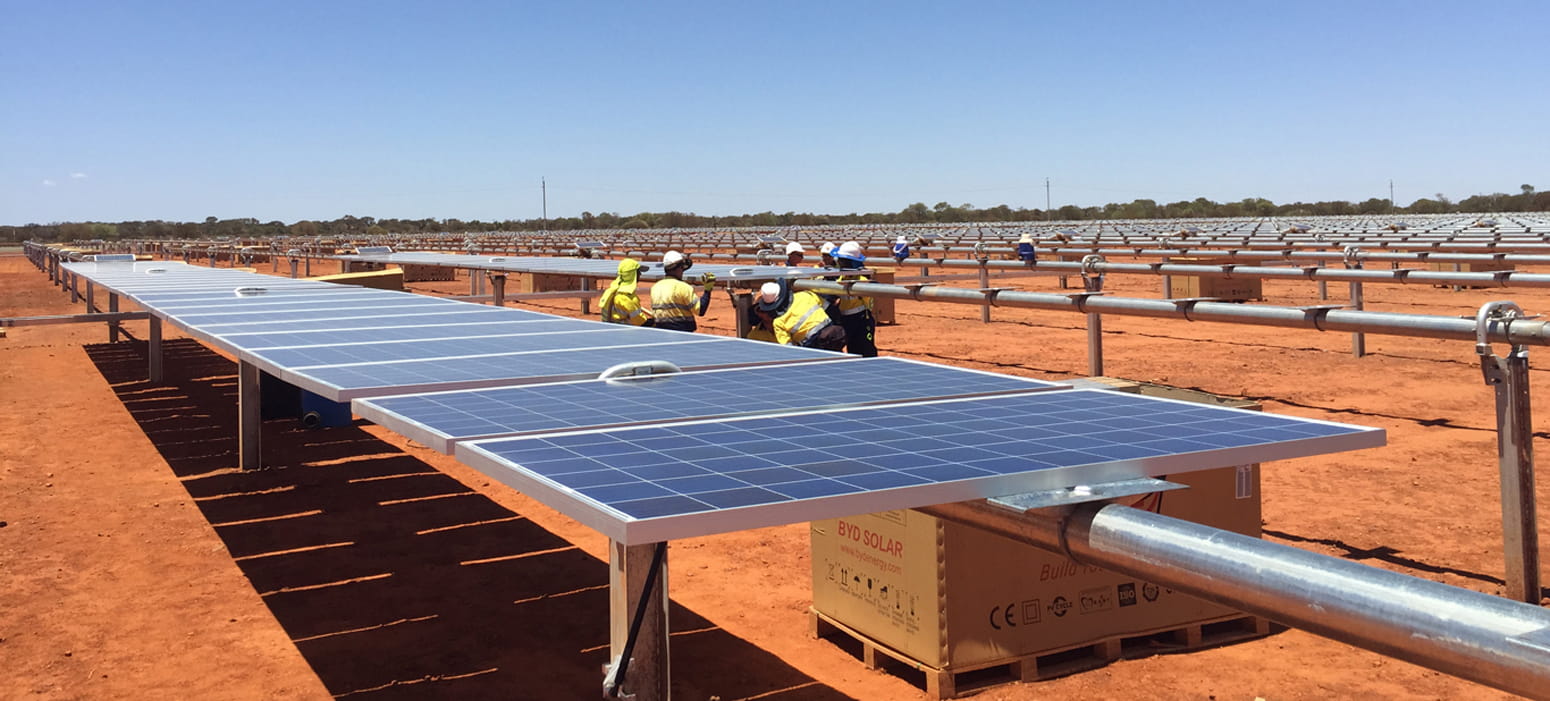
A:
[605,541,667,698]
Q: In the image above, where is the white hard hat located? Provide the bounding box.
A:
[784,241,805,255]
[662,250,687,269]
[836,241,865,262]
[759,281,781,304]
[821,242,838,256]
[896,235,907,243]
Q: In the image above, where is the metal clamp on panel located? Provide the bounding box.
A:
[233,287,268,297]
[598,360,683,382]
[977,287,1014,306]
[900,282,939,301]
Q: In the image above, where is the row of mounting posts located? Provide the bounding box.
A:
[1345,247,1366,357]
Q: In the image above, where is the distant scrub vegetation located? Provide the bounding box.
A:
[7,185,1546,243]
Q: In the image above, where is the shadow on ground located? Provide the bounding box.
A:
[87,339,853,701]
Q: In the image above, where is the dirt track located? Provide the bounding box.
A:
[2,252,1543,700]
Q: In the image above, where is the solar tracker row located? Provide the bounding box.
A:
[337,251,848,283]
[355,357,1066,452]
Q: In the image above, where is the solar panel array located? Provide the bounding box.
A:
[60,258,1384,548]
[457,389,1382,543]
[60,260,846,400]
[356,357,1067,452]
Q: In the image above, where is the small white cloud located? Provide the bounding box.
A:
[70,172,87,179]
[41,179,57,187]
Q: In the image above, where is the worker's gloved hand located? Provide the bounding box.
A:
[700,273,717,292]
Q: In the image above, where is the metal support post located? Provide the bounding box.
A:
[580,277,591,316]
[606,541,669,701]
[85,282,95,313]
[1476,302,1541,604]
[238,360,262,470]
[489,273,506,307]
[976,246,991,324]
[469,269,480,297]
[1346,247,1365,357]
[341,260,352,274]
[148,317,163,383]
[1082,255,1106,377]
[1317,260,1328,300]
[304,252,312,277]
[70,272,79,303]
[733,291,752,339]
[108,294,120,343]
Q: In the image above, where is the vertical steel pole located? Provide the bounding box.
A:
[85,282,95,313]
[580,277,591,316]
[1349,276,1366,358]
[978,260,991,324]
[1317,260,1329,301]
[733,292,752,339]
[490,274,506,307]
[70,272,80,303]
[108,294,120,343]
[148,316,163,383]
[1087,312,1103,376]
[1477,303,1540,603]
[607,541,669,701]
[238,360,262,471]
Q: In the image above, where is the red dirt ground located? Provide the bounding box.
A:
[2,252,1544,700]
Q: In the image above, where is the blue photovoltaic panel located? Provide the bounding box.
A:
[283,337,843,399]
[249,327,684,367]
[214,318,595,351]
[194,308,556,334]
[162,300,468,327]
[455,389,1384,544]
[355,357,1064,452]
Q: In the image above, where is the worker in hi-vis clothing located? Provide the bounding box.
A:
[817,242,838,269]
[598,258,654,326]
[784,241,806,266]
[831,241,877,357]
[650,250,714,332]
[757,280,846,350]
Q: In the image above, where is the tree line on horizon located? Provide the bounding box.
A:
[6,185,1546,243]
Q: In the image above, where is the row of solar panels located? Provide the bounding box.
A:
[61,260,1383,545]
[333,250,837,284]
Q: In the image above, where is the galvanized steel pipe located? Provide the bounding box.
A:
[791,279,1550,346]
[918,501,1550,700]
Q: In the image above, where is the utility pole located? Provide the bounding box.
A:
[1045,178,1052,220]
[542,177,548,232]
[1389,179,1395,214]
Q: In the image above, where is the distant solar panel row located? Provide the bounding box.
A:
[336,251,842,284]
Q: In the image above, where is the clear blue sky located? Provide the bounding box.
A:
[3,1,1545,226]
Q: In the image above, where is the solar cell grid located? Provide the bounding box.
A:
[456,389,1383,543]
[250,327,691,368]
[355,357,1061,452]
[196,308,554,334]
[289,337,840,399]
[216,318,592,350]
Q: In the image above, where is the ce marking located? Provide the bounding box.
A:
[988,602,1017,630]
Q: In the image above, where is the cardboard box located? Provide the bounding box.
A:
[1167,258,1264,301]
[1426,259,1511,288]
[520,272,596,294]
[399,263,457,282]
[810,383,1261,673]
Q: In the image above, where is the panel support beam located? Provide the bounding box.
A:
[1476,302,1540,603]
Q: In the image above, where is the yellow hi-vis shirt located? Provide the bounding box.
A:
[835,273,874,316]
[599,288,651,325]
[650,277,699,323]
[774,291,833,346]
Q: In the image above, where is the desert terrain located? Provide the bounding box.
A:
[2,250,1544,700]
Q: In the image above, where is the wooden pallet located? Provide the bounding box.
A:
[811,608,1274,699]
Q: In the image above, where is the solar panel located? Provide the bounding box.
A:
[248,327,678,367]
[195,308,555,334]
[356,357,1064,452]
[455,389,1384,544]
[214,318,595,351]
[277,336,844,400]
[332,252,849,284]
